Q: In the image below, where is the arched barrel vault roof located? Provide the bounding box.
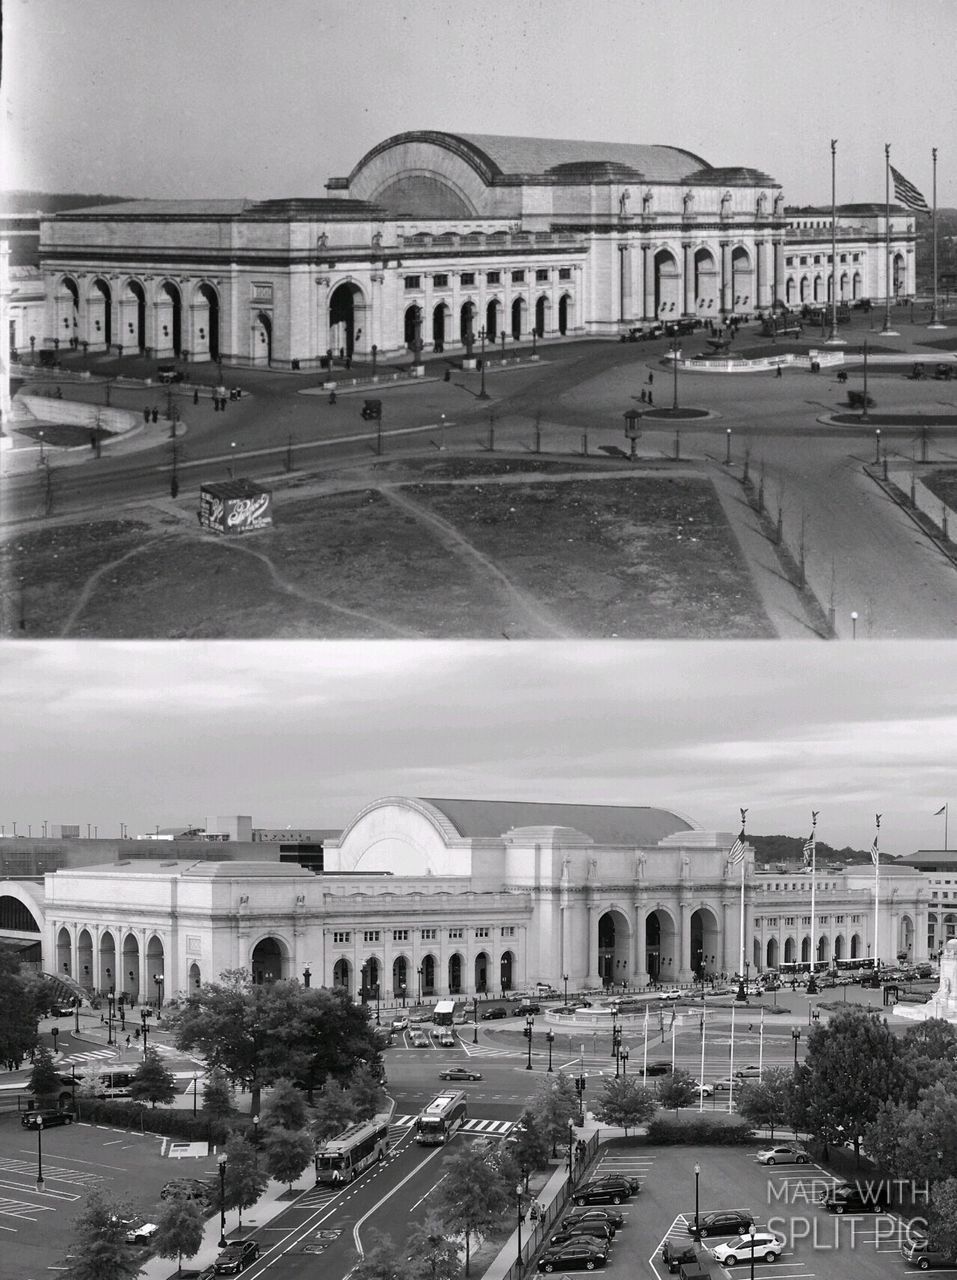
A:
[421,798,695,845]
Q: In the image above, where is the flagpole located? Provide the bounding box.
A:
[698,1001,707,1112]
[807,812,819,993]
[642,1005,649,1085]
[881,144,898,336]
[728,1004,736,1114]
[873,815,882,970]
[826,139,844,344]
[929,148,945,329]
[758,1007,765,1079]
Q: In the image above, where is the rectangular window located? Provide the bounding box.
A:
[784,917,795,926]
[511,270,525,283]
[840,254,847,263]
[536,269,549,282]
[852,915,861,923]
[800,256,808,266]
[363,930,380,943]
[813,255,822,265]
[448,928,463,940]
[433,273,449,288]
[853,253,861,262]
[834,916,844,924]
[765,917,778,927]
[802,916,811,926]
[474,927,489,938]
[460,272,476,285]
[501,926,515,937]
[421,928,437,940]
[333,931,351,944]
[404,275,421,290]
[486,270,501,284]
[392,929,409,942]
[785,257,794,267]
[558,267,571,280]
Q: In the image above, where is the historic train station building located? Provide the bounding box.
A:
[0,796,929,1005]
[23,131,915,372]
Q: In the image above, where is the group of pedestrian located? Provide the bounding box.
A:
[143,406,160,424]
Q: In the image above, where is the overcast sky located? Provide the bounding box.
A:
[2,0,954,206]
[2,641,955,855]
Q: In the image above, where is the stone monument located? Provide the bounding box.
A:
[894,939,956,1022]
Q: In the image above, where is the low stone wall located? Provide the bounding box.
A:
[19,396,140,433]
[679,350,845,374]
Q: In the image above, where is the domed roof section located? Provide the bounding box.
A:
[421,798,694,846]
[686,165,779,186]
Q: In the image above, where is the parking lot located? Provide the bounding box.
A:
[551,1143,943,1280]
[0,1111,221,1280]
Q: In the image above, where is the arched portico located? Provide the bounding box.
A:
[500,949,514,993]
[690,907,719,979]
[486,299,501,342]
[55,277,80,348]
[899,914,914,959]
[77,928,93,991]
[694,248,719,313]
[194,281,221,361]
[645,908,677,983]
[598,909,631,987]
[251,310,272,365]
[731,246,753,312]
[460,300,476,347]
[558,294,572,335]
[188,961,202,991]
[511,296,526,340]
[421,953,436,997]
[333,957,352,992]
[329,281,366,359]
[146,934,165,1003]
[655,249,680,315]
[250,935,288,983]
[122,932,140,1000]
[157,280,183,356]
[392,956,409,1002]
[88,278,113,349]
[535,295,549,337]
[56,926,73,978]
[99,931,117,994]
[448,952,463,994]
[474,950,489,993]
[766,937,779,969]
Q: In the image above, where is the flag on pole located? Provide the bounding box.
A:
[890,164,929,212]
[728,827,747,866]
[670,1005,676,1029]
[802,832,815,868]
[871,813,882,866]
[935,806,947,816]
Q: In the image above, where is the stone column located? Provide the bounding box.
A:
[642,244,655,320]
[678,900,692,983]
[619,244,633,323]
[683,242,695,315]
[633,900,649,988]
[584,902,601,988]
[720,241,733,315]
[721,900,732,975]
[422,274,435,353]
[773,242,786,307]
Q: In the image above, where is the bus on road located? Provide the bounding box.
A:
[432,1000,456,1027]
[415,1091,468,1145]
[57,1067,137,1105]
[315,1112,391,1184]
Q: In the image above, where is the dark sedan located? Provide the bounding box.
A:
[213,1240,261,1274]
[572,1178,636,1206]
[480,1007,508,1020]
[21,1109,73,1129]
[563,1208,624,1233]
[549,1221,614,1247]
[439,1068,483,1081]
[689,1208,755,1238]
[537,1241,608,1272]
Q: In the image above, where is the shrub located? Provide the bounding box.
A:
[74,1097,254,1144]
[645,1115,754,1145]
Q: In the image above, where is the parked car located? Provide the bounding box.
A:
[734,1065,762,1079]
[213,1240,261,1274]
[537,1240,608,1272]
[562,1208,624,1234]
[818,1182,888,1214]
[689,1208,755,1239]
[409,1031,429,1047]
[436,1033,456,1047]
[691,1079,714,1097]
[481,1006,508,1020]
[21,1109,73,1128]
[125,1222,159,1246]
[900,1236,957,1269]
[391,1017,409,1031]
[660,1238,701,1273]
[645,1061,672,1076]
[659,988,684,1000]
[407,1012,432,1024]
[549,1220,615,1247]
[513,1002,541,1015]
[161,1177,213,1201]
[439,1068,482,1081]
[711,1230,785,1265]
[47,1003,77,1016]
[573,1177,637,1205]
[755,1144,809,1165]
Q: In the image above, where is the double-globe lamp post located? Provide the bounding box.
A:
[562,973,569,1008]
[218,1153,228,1247]
[35,1115,44,1192]
[525,1014,534,1070]
[694,1162,700,1234]
[515,1183,524,1265]
[473,1001,479,1045]
[546,1028,555,1073]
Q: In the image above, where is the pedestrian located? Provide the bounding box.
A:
[193,388,199,405]
[775,365,782,378]
[329,391,337,405]
[213,397,219,412]
[640,388,647,403]
[143,406,151,423]
[648,372,653,385]
[90,431,97,451]
[55,386,63,399]
[151,407,158,423]
[647,389,653,406]
[126,1035,131,1048]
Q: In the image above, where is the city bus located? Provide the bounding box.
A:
[835,958,875,972]
[57,1067,137,1105]
[432,1000,456,1027]
[314,1112,391,1184]
[415,1091,468,1145]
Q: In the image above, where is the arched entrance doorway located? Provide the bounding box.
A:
[460,301,476,347]
[448,953,463,994]
[89,278,112,348]
[852,271,862,299]
[251,937,285,984]
[694,248,719,313]
[252,311,272,365]
[558,294,572,335]
[56,277,80,348]
[392,956,409,1003]
[766,937,779,969]
[474,951,489,993]
[500,950,514,993]
[333,958,352,992]
[731,247,753,312]
[784,937,796,963]
[892,253,906,296]
[158,281,183,355]
[122,932,139,1001]
[196,282,220,361]
[690,908,719,979]
[188,961,201,991]
[816,934,830,966]
[421,954,436,997]
[77,928,93,991]
[99,931,117,995]
[899,915,914,960]
[432,303,449,352]
[598,910,630,987]
[486,299,500,342]
[646,910,677,983]
[56,927,73,978]
[360,957,380,1001]
[654,249,679,315]
[850,933,863,958]
[126,281,147,352]
[329,282,363,358]
[535,296,549,337]
[800,936,811,964]
[511,297,526,340]
[147,935,165,1005]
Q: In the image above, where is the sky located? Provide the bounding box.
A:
[1,0,955,207]
[2,640,956,855]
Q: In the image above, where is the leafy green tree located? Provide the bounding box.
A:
[734,1068,795,1139]
[594,1075,658,1133]
[655,1069,698,1115]
[801,1009,908,1161]
[861,1098,911,1177]
[130,1048,176,1107]
[29,1046,60,1106]
[352,1230,415,1280]
[0,943,40,1067]
[406,1213,463,1280]
[202,1067,235,1119]
[349,1060,386,1119]
[929,1177,957,1256]
[75,1063,104,1101]
[429,1142,511,1275]
[864,1082,957,1183]
[262,1126,315,1191]
[152,1194,205,1275]
[221,1132,268,1234]
[900,1019,957,1106]
[61,1189,142,1280]
[505,1106,552,1172]
[260,1077,309,1131]
[534,1072,579,1154]
[312,1074,358,1141]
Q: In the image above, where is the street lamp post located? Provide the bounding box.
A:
[546,1029,555,1073]
[525,1015,534,1070]
[614,1027,622,1078]
[515,1183,524,1266]
[671,337,680,410]
[568,1119,576,1176]
[141,1006,152,1052]
[851,610,858,639]
[749,1222,757,1280]
[473,1001,479,1045]
[218,1153,228,1247]
[792,1027,801,1067]
[192,1072,198,1116]
[563,973,569,1008]
[478,327,490,400]
[35,1115,44,1191]
[74,998,80,1035]
[154,974,164,1012]
[303,966,311,988]
[417,966,423,1004]
[375,984,381,1026]
[620,1046,629,1076]
[693,1162,700,1234]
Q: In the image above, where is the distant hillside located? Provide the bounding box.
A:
[749,833,880,867]
[0,190,131,213]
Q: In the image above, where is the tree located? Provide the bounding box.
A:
[734,1068,795,1139]
[260,1077,309,1131]
[352,1230,415,1280]
[76,1064,105,1100]
[29,1046,60,1107]
[0,943,40,1067]
[861,1099,912,1177]
[534,1072,579,1154]
[349,1060,386,1119]
[929,1178,957,1256]
[152,1194,205,1275]
[594,1076,658,1133]
[129,1048,176,1107]
[864,1082,957,1183]
[202,1067,236,1119]
[801,1009,908,1161]
[900,1019,957,1107]
[655,1070,698,1115]
[505,1106,552,1172]
[429,1142,511,1275]
[406,1213,463,1280]
[221,1132,268,1234]
[262,1127,315,1191]
[61,1189,142,1280]
[312,1075,358,1141]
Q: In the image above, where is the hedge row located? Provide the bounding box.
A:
[645,1115,754,1145]
[74,1098,252,1144]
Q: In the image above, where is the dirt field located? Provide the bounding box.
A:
[3,457,773,638]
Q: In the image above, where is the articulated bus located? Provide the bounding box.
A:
[314,1113,391,1184]
[432,1000,456,1027]
[415,1091,468,1145]
[57,1068,136,1105]
[834,958,875,972]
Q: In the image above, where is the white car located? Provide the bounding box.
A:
[755,1144,809,1165]
[391,1017,409,1031]
[692,1079,715,1097]
[711,1231,785,1265]
[125,1223,159,1245]
[660,989,684,1000]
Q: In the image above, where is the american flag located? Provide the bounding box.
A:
[802,833,815,869]
[727,827,747,866]
[870,834,880,867]
[890,164,929,212]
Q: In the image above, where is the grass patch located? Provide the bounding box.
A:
[921,467,957,510]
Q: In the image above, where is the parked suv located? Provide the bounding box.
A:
[549,1221,615,1247]
[818,1182,888,1214]
[213,1240,261,1273]
[660,1239,701,1273]
[573,1176,637,1205]
[481,1006,508,1020]
[21,1109,73,1129]
[689,1208,755,1238]
[900,1236,957,1269]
